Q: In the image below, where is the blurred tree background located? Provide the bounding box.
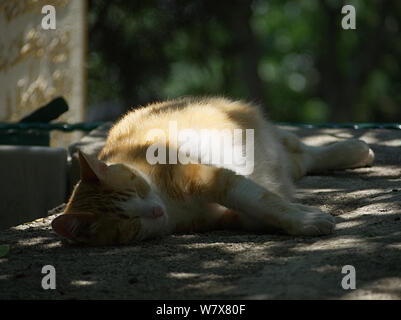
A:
[86,0,401,122]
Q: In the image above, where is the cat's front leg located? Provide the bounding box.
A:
[205,167,335,236]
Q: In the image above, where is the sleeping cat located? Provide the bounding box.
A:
[52,97,374,245]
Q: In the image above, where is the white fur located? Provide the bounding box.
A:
[118,192,165,218]
[119,192,171,240]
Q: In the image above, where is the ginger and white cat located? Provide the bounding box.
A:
[52,97,374,245]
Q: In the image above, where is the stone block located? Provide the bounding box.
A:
[0,145,67,230]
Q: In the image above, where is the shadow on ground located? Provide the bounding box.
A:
[0,128,400,299]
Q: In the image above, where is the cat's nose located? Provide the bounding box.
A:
[152,206,164,218]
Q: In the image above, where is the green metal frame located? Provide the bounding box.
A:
[1,122,400,132]
[0,122,400,147]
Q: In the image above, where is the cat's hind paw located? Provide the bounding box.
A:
[336,139,375,169]
[353,146,374,168]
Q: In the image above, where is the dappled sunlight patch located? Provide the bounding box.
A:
[0,274,12,281]
[201,259,227,269]
[382,138,401,147]
[220,242,273,254]
[351,230,401,242]
[364,191,401,203]
[43,241,63,249]
[220,243,250,253]
[184,275,236,295]
[297,188,341,194]
[167,271,237,297]
[163,252,191,262]
[17,236,53,247]
[362,165,401,177]
[310,264,340,274]
[342,277,401,300]
[386,243,401,250]
[298,132,345,146]
[293,236,369,252]
[180,242,253,252]
[364,131,401,148]
[71,279,97,287]
[168,272,200,279]
[335,219,365,230]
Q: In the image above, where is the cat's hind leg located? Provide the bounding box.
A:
[278,129,374,178]
[303,139,374,173]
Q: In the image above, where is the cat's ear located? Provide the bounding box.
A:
[78,151,108,183]
[51,213,96,243]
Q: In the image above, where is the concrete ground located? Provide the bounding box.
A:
[0,127,400,299]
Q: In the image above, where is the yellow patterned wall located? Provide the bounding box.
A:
[0,0,86,147]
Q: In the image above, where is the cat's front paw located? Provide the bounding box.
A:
[287,204,335,236]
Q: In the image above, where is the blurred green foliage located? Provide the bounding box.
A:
[87,0,401,122]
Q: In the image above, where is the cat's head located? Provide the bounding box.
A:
[51,151,168,245]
